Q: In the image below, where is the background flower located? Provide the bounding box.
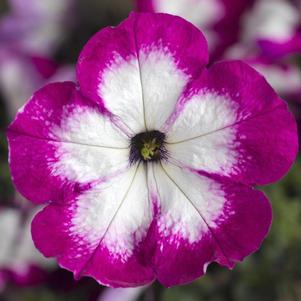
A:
[0,0,75,119]
[0,0,75,56]
[0,206,56,289]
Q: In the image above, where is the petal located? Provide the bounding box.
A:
[77,12,208,133]
[7,82,129,204]
[32,164,155,287]
[148,163,271,287]
[165,61,298,185]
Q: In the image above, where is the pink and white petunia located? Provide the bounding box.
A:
[7,13,298,287]
[136,0,255,60]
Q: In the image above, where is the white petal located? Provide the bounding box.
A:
[151,163,225,243]
[51,144,129,183]
[50,105,130,183]
[165,91,238,143]
[167,132,239,176]
[99,55,145,134]
[165,91,239,175]
[99,49,190,133]
[140,48,190,130]
[71,164,152,262]
[52,105,129,147]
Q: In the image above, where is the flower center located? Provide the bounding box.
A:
[130,131,167,164]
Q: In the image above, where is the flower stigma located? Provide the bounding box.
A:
[130,130,168,164]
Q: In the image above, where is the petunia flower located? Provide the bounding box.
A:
[7,13,298,287]
[136,0,255,60]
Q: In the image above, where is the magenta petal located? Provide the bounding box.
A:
[76,12,209,134]
[8,82,76,203]
[133,12,208,76]
[155,187,271,287]
[149,165,272,287]
[167,61,298,186]
[136,0,255,60]
[32,200,155,287]
[77,12,208,109]
[32,164,155,287]
[203,61,298,185]
[7,82,128,204]
[233,103,298,185]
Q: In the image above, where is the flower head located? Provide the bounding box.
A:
[7,13,298,287]
[130,131,168,163]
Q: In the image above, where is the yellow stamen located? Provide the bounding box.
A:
[140,139,159,160]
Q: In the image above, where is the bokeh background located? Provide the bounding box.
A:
[0,0,300,300]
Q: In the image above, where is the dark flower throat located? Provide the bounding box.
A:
[130,130,168,164]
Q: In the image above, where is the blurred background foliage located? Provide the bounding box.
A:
[0,0,301,300]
